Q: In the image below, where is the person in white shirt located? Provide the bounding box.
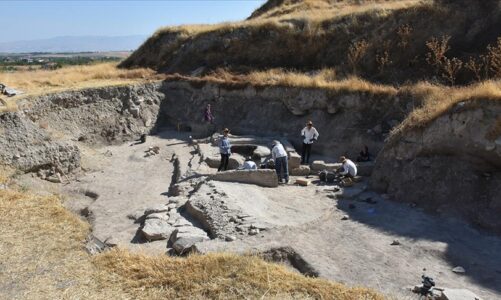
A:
[241,157,257,170]
[301,120,319,164]
[271,140,289,184]
[338,156,357,178]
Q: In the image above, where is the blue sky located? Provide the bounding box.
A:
[1,1,266,42]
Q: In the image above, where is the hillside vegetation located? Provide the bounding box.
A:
[121,0,501,86]
[0,167,384,299]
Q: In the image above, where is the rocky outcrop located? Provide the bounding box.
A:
[209,169,279,188]
[371,101,501,233]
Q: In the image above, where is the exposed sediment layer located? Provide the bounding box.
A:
[1,80,501,233]
[371,101,501,233]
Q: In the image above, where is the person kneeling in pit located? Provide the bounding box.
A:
[338,156,357,178]
[241,157,258,170]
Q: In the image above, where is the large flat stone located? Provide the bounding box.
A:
[209,169,278,187]
[311,160,342,172]
[141,218,175,241]
[290,165,310,176]
[253,146,271,158]
[205,153,245,169]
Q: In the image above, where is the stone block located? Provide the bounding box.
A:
[295,178,311,186]
[311,160,342,172]
[141,218,175,241]
[209,169,278,187]
[288,152,301,169]
[290,165,311,176]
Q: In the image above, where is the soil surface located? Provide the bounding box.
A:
[15,129,501,299]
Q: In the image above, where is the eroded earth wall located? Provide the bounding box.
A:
[371,101,501,233]
[157,81,409,158]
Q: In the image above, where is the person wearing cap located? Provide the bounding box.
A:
[271,140,289,184]
[301,121,319,164]
[338,156,357,178]
[218,128,232,172]
[241,157,258,170]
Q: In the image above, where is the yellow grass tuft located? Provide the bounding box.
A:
[393,80,501,137]
[95,249,385,299]
[168,68,397,96]
[0,171,385,299]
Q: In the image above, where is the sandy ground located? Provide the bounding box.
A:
[16,130,501,299]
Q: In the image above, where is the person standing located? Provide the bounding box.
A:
[203,103,215,137]
[272,140,289,184]
[218,128,231,172]
[203,104,214,124]
[301,121,319,164]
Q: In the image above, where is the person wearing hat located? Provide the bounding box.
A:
[218,128,232,172]
[271,140,289,184]
[338,156,357,178]
[301,121,319,164]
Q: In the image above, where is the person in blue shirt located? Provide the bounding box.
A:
[218,128,232,172]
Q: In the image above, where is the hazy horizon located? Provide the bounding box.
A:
[1,0,265,52]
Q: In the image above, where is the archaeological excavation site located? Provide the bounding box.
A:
[1,0,501,299]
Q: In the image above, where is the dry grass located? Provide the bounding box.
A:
[250,0,425,23]
[0,167,385,299]
[96,249,384,299]
[0,62,163,100]
[167,68,397,96]
[393,80,501,137]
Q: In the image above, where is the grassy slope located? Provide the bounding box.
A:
[120,0,501,86]
[0,168,385,299]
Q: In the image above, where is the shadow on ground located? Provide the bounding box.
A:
[336,193,501,295]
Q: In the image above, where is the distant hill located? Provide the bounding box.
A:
[0,35,148,53]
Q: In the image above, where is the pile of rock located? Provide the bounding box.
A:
[0,83,23,97]
[144,146,160,157]
[139,199,210,255]
[37,166,64,183]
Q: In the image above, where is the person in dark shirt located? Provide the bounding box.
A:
[357,145,371,162]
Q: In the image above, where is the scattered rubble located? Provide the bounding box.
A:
[0,83,23,97]
[144,146,160,157]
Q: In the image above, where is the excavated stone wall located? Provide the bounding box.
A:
[371,101,501,233]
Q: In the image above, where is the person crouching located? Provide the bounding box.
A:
[272,140,289,184]
[338,156,357,178]
[242,156,257,170]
